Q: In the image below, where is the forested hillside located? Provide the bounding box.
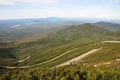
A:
[0,22,120,80]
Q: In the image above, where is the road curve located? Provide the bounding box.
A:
[56,47,102,67]
[17,56,30,63]
[2,40,120,69]
[31,48,77,67]
[1,48,77,69]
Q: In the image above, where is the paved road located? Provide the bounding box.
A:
[2,40,119,69]
[56,47,102,67]
[1,48,77,69]
[31,48,77,67]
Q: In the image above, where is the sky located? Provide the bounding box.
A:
[0,0,120,20]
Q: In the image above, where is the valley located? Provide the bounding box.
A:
[0,19,120,80]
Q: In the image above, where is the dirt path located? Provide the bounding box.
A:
[102,41,120,43]
[17,56,30,63]
[56,47,103,67]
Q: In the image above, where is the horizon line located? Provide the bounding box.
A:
[0,17,120,21]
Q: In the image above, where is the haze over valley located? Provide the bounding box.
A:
[0,0,120,80]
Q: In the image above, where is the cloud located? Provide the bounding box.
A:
[1,0,120,5]
[0,0,120,19]
[0,0,61,5]
[0,0,14,5]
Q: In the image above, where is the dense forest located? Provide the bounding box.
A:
[0,62,120,80]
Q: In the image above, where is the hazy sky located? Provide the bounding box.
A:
[0,0,120,20]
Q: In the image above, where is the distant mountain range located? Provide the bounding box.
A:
[0,18,120,28]
[94,21,120,31]
[0,18,120,41]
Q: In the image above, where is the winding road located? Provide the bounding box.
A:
[1,48,78,69]
[1,41,120,69]
[31,48,77,67]
[56,47,102,67]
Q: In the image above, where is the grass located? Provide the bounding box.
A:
[0,23,120,80]
[11,24,120,67]
[16,41,120,68]
[39,42,103,67]
[80,43,120,63]
[17,41,93,65]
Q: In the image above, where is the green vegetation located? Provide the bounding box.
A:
[94,21,120,31]
[16,23,120,66]
[0,62,120,80]
[0,41,16,66]
[0,22,68,41]
[0,22,120,80]
[0,23,120,67]
[81,43,120,63]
